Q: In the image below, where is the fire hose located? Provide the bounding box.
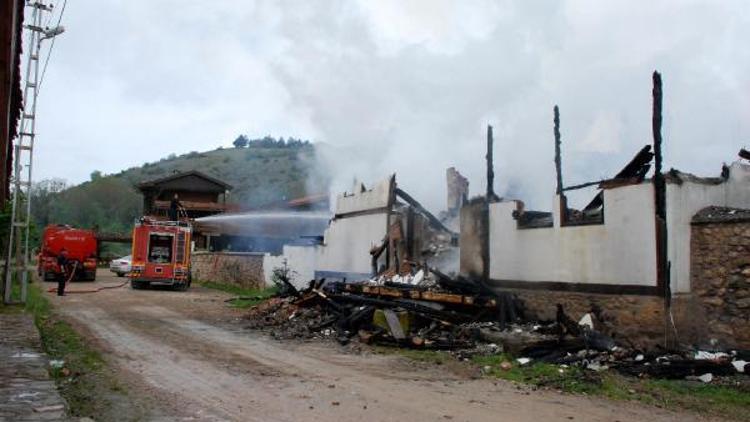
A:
[45,262,128,294]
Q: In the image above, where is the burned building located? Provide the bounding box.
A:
[446,167,469,217]
[269,175,457,287]
[460,73,750,349]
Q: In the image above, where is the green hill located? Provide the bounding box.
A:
[31,138,331,242]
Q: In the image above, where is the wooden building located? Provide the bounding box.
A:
[137,171,232,220]
[1,0,24,203]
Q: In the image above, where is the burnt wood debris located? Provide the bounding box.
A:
[245,270,750,380]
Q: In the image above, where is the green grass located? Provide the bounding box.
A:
[24,283,135,419]
[469,354,750,421]
[372,346,453,365]
[197,280,278,308]
[472,354,601,394]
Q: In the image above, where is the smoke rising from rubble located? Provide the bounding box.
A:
[35,1,750,213]
[274,0,750,211]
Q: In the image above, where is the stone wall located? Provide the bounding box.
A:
[689,209,750,349]
[191,252,266,289]
[496,288,667,349]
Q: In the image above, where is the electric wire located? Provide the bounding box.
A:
[38,0,66,91]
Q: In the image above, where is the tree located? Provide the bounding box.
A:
[90,170,102,181]
[233,135,249,148]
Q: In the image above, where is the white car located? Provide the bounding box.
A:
[109,255,132,277]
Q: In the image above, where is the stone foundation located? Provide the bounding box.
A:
[498,288,667,349]
[191,252,266,290]
[689,212,750,349]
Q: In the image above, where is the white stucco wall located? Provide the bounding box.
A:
[666,162,750,292]
[314,213,387,277]
[488,162,750,293]
[262,253,286,287]
[335,177,392,215]
[489,183,658,286]
[314,176,394,280]
[262,245,319,289]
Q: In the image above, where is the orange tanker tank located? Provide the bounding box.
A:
[37,225,98,281]
[129,217,192,290]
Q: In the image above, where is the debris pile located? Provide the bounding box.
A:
[246,281,750,384]
[246,269,522,348]
[464,306,750,383]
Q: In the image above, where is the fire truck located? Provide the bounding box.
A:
[38,225,98,281]
[129,218,192,290]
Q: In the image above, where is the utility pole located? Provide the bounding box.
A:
[3,1,60,304]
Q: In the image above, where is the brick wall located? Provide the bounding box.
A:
[191,252,266,290]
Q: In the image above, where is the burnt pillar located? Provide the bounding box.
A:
[652,71,672,348]
[486,125,495,200]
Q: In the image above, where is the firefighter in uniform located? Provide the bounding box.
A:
[56,249,69,296]
[169,194,183,221]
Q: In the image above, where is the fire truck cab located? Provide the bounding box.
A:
[129,218,192,290]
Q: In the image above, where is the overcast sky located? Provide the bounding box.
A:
[30,0,750,210]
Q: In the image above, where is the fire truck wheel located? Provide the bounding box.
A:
[174,282,189,292]
[130,280,147,290]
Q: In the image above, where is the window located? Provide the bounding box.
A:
[148,234,173,263]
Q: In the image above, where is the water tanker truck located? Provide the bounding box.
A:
[37,225,98,281]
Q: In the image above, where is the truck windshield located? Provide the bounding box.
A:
[148,234,173,263]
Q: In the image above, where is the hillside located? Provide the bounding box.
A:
[31,139,331,241]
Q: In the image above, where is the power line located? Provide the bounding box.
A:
[38,0,66,91]
[43,0,58,28]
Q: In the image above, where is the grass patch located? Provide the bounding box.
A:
[24,284,137,419]
[373,348,750,420]
[470,353,750,421]
[197,280,278,308]
[472,354,601,394]
[372,346,453,365]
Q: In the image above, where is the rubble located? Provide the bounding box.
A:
[246,268,521,349]
[245,281,750,385]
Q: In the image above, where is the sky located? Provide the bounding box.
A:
[28,0,750,211]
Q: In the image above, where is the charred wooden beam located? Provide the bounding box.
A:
[554,105,563,194]
[394,187,456,236]
[562,146,653,194]
[739,148,750,161]
[652,71,671,348]
[486,125,496,200]
[615,145,654,179]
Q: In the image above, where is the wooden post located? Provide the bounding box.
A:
[486,125,495,200]
[554,106,567,224]
[651,71,671,347]
[554,105,563,195]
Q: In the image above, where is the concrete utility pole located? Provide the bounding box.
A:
[4,1,63,304]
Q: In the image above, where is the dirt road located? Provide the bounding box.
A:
[47,270,716,421]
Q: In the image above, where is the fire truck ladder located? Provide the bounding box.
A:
[3,2,54,304]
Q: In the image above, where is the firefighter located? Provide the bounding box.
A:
[169,193,183,221]
[56,248,70,296]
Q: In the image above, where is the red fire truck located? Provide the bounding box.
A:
[38,225,98,281]
[129,218,192,290]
